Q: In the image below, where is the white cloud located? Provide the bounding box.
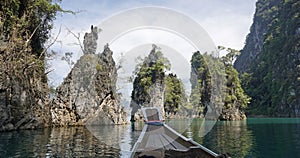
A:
[201,13,254,49]
[110,29,197,60]
[49,0,257,87]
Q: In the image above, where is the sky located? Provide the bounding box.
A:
[48,0,257,90]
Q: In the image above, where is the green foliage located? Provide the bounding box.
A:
[131,46,171,106]
[189,51,212,115]
[164,73,187,114]
[96,64,102,71]
[238,0,300,116]
[190,49,250,117]
[0,0,63,56]
[219,46,240,66]
[224,64,251,109]
[0,0,63,87]
[219,47,251,110]
[0,0,62,123]
[131,46,187,114]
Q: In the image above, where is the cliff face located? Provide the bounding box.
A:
[234,0,300,116]
[0,74,51,131]
[130,46,167,120]
[190,51,212,117]
[51,27,127,126]
[0,12,51,131]
[190,51,249,120]
[234,0,282,73]
[130,46,193,120]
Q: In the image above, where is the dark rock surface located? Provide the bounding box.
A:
[234,0,282,73]
[0,71,51,131]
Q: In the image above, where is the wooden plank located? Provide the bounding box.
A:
[131,108,220,158]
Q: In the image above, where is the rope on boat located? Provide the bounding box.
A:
[145,120,163,126]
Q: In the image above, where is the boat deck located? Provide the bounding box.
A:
[131,108,220,158]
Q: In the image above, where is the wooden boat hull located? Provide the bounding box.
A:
[131,123,219,158]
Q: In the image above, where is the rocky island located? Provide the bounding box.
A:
[0,24,128,131]
[51,27,127,126]
[130,45,249,121]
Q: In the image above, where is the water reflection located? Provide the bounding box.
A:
[190,120,255,158]
[0,127,126,157]
[48,127,122,157]
[0,129,50,157]
[86,124,141,157]
[0,120,255,158]
[160,118,255,157]
[0,118,300,158]
[203,121,256,157]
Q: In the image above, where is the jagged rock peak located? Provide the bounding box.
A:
[101,43,113,57]
[83,25,99,54]
[51,37,127,126]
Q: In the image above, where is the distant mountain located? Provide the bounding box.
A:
[234,0,300,117]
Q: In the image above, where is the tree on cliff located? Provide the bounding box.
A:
[235,0,300,116]
[0,0,63,130]
[1,0,63,56]
[189,51,211,116]
[130,45,170,108]
[219,47,251,120]
[164,73,187,115]
[130,45,188,119]
[190,49,250,120]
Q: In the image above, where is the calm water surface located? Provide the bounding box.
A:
[0,118,299,158]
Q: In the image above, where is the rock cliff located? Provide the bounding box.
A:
[234,0,300,117]
[234,0,282,73]
[130,45,190,120]
[0,75,51,131]
[0,12,51,131]
[83,25,98,54]
[190,51,248,120]
[51,27,127,126]
[130,45,167,121]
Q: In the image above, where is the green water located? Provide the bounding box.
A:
[0,118,299,158]
[190,118,300,158]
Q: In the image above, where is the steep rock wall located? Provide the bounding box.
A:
[51,27,127,126]
[234,0,300,117]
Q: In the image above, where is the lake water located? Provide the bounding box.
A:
[0,118,299,158]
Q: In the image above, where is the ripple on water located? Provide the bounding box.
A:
[0,118,300,158]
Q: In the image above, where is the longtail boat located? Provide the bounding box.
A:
[131,107,227,158]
